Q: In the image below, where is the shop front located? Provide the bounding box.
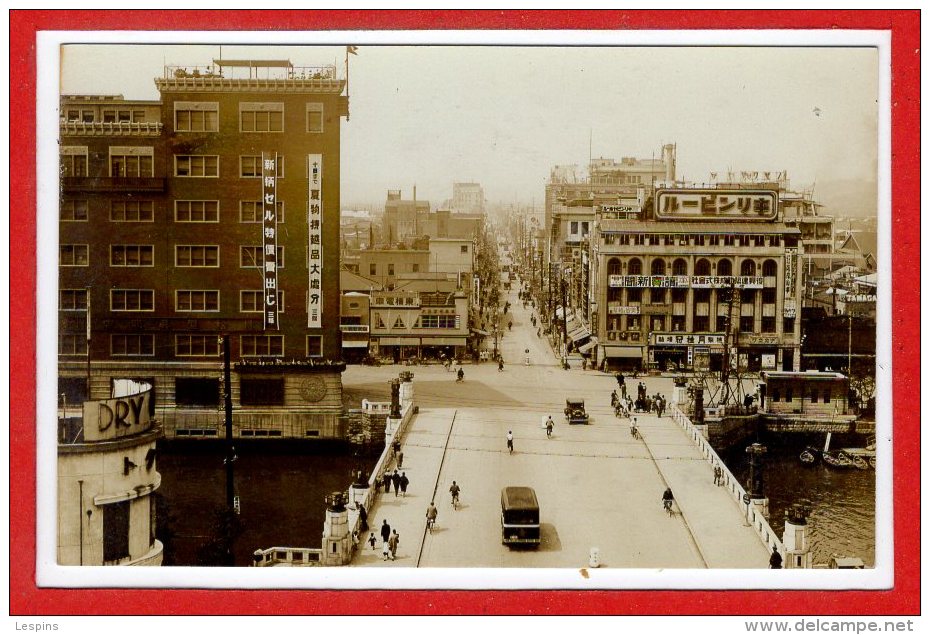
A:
[601,344,643,372]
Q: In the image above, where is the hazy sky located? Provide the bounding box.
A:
[60,43,878,211]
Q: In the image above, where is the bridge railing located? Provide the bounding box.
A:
[253,546,323,567]
[671,406,785,557]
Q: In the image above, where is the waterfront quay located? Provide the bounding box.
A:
[346,290,773,568]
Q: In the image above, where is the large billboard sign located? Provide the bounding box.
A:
[655,189,778,221]
[608,274,763,289]
[261,153,279,330]
[82,389,153,442]
[307,154,323,328]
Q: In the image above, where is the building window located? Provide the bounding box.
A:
[741,260,757,276]
[60,147,88,177]
[724,235,736,247]
[823,390,831,404]
[306,335,323,357]
[627,288,642,303]
[175,200,219,223]
[58,333,87,356]
[60,289,88,311]
[240,334,284,357]
[461,244,470,254]
[111,334,155,356]
[111,200,154,222]
[240,103,284,132]
[241,290,284,313]
[175,155,219,177]
[175,377,220,406]
[607,258,621,276]
[411,263,419,273]
[650,289,666,304]
[240,377,285,406]
[111,289,155,311]
[762,259,778,277]
[240,246,284,268]
[110,245,154,267]
[388,264,395,276]
[786,389,793,402]
[240,155,283,178]
[60,244,89,266]
[102,109,133,123]
[369,263,377,276]
[695,258,711,276]
[175,335,220,357]
[693,316,709,332]
[671,258,687,276]
[717,259,733,276]
[671,316,686,332]
[651,259,666,275]
[103,501,131,564]
[60,200,88,221]
[176,245,219,267]
[810,388,819,403]
[306,103,324,133]
[174,102,219,132]
[392,316,406,329]
[739,316,754,332]
[783,317,796,333]
[110,149,154,177]
[761,316,776,333]
[374,313,385,329]
[240,200,284,223]
[176,290,220,312]
[628,258,642,275]
[672,288,687,303]
[415,314,458,329]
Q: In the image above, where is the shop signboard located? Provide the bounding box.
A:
[655,188,778,221]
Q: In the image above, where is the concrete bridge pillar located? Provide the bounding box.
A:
[322,491,351,566]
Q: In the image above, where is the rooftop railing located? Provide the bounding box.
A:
[163,64,338,81]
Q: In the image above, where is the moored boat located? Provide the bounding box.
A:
[822,450,854,469]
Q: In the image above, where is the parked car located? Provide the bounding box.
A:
[564,398,589,424]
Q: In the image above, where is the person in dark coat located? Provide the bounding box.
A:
[383,472,392,494]
[391,469,401,497]
[380,519,391,544]
[358,502,369,532]
[769,546,783,569]
[399,472,409,497]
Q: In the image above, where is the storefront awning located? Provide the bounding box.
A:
[342,340,369,348]
[568,326,591,342]
[602,345,643,359]
[577,338,599,354]
[470,328,490,336]
[421,337,467,346]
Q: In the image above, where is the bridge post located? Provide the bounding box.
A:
[783,503,813,569]
[745,443,770,519]
[322,491,351,566]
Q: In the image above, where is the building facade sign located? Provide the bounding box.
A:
[261,152,279,330]
[607,303,641,315]
[655,188,778,221]
[652,333,725,346]
[608,274,763,289]
[307,153,323,328]
[745,335,780,346]
[82,390,153,442]
[784,247,797,318]
[846,294,877,303]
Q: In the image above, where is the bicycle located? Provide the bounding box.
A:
[451,492,459,510]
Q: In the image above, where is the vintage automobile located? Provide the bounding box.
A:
[564,398,589,424]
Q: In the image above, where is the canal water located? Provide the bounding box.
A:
[723,433,876,568]
[156,441,364,567]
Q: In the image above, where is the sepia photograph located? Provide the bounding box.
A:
[13,10,918,617]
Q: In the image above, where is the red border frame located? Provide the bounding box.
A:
[10,9,919,615]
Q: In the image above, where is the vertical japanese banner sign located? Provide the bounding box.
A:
[784,247,797,318]
[261,152,279,330]
[307,154,323,328]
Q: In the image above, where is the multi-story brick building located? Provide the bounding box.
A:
[58,58,349,440]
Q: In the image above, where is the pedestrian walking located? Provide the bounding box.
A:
[397,450,404,469]
[391,469,401,497]
[611,390,618,407]
[545,417,553,439]
[358,502,369,532]
[498,359,504,372]
[368,532,377,550]
[380,519,391,544]
[615,372,624,387]
[382,538,390,560]
[399,472,409,497]
[351,530,360,552]
[388,530,400,561]
[582,358,588,371]
[621,381,627,400]
[383,472,392,494]
[506,430,514,454]
[392,439,401,460]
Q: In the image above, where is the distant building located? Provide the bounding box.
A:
[382,188,430,244]
[451,181,485,215]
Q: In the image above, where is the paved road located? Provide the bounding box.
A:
[348,283,771,568]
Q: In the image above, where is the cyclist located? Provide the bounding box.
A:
[630,416,639,439]
[662,487,674,514]
[449,481,461,509]
[426,501,438,531]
